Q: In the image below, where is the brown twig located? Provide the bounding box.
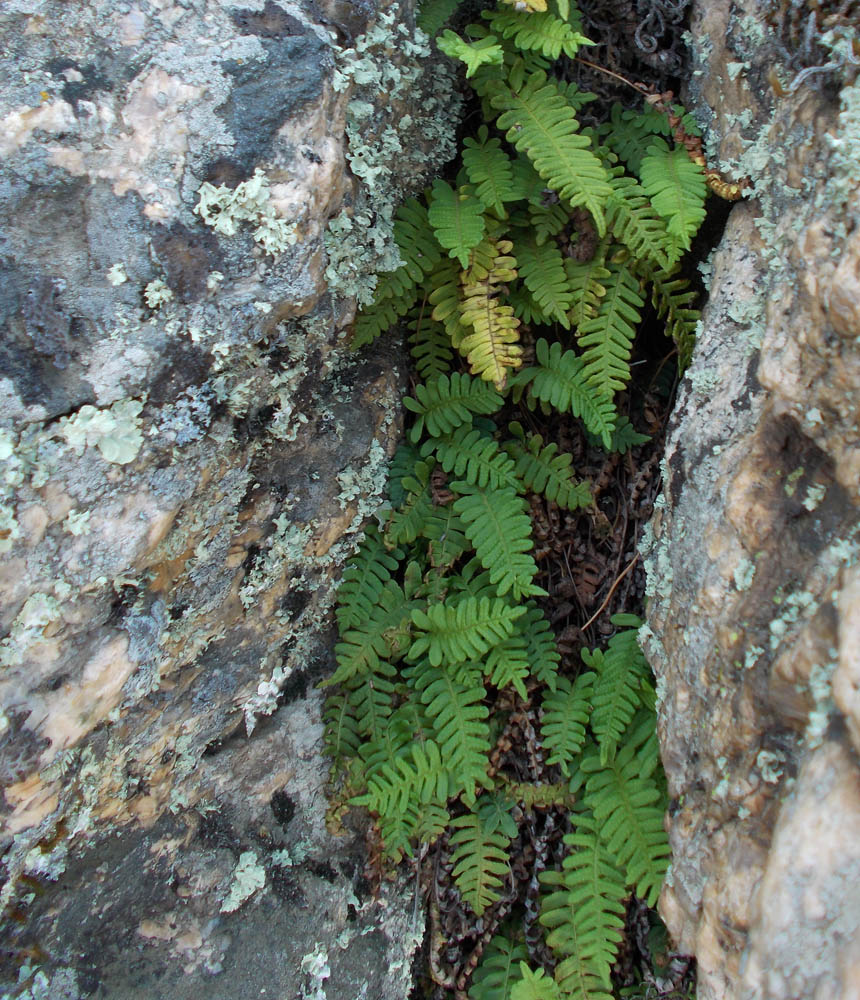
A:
[580,552,640,632]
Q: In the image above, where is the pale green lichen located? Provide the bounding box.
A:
[756,748,785,784]
[106,262,128,286]
[733,556,756,592]
[299,944,331,1000]
[62,509,91,536]
[195,168,298,256]
[143,277,173,309]
[802,482,827,512]
[58,398,144,465]
[220,850,267,913]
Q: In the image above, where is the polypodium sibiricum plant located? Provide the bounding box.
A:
[323,0,708,996]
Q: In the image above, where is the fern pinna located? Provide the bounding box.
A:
[323,0,709,996]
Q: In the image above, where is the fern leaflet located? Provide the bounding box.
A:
[468,936,528,1000]
[514,236,572,327]
[429,179,488,267]
[463,125,522,217]
[409,595,527,667]
[449,812,512,915]
[564,252,610,328]
[409,311,454,380]
[424,424,520,491]
[639,137,707,254]
[503,423,592,510]
[405,373,503,442]
[541,671,595,776]
[485,8,592,61]
[510,965,562,1000]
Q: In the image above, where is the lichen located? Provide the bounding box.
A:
[143,277,174,309]
[58,398,145,465]
[195,168,298,255]
[220,850,267,913]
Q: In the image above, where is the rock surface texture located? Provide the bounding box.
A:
[0,0,457,995]
[641,1,860,998]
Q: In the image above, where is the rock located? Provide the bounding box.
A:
[0,0,458,994]
[641,2,860,997]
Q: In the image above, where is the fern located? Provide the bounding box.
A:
[514,236,572,327]
[646,264,700,370]
[540,813,626,997]
[503,422,592,510]
[469,936,528,1000]
[417,0,463,36]
[385,459,435,547]
[580,726,670,906]
[565,252,610,328]
[458,238,524,388]
[449,811,512,915]
[335,525,402,631]
[485,8,591,61]
[412,665,492,802]
[463,126,522,217]
[583,620,650,765]
[452,483,545,600]
[605,172,675,270]
[405,372,503,441]
[424,424,520,491]
[517,338,615,448]
[487,71,612,234]
[541,671,595,776]
[639,138,707,255]
[576,256,644,394]
[409,312,455,380]
[510,965,563,1000]
[439,29,505,77]
[519,601,561,688]
[525,198,569,245]
[429,178,488,267]
[409,595,527,667]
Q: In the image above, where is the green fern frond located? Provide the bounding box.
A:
[508,284,553,326]
[412,665,491,801]
[325,580,412,687]
[409,595,528,667]
[469,936,528,1000]
[514,236,572,327]
[423,424,520,491]
[385,459,435,546]
[484,629,531,698]
[487,71,612,234]
[510,965,562,1000]
[353,294,413,349]
[409,311,454,380]
[583,623,649,765]
[428,254,470,347]
[422,506,471,569]
[646,264,700,370]
[417,0,463,36]
[405,372,503,442]
[485,8,592,61]
[345,663,396,741]
[606,415,650,454]
[502,423,592,510]
[429,179,488,267]
[452,483,545,600]
[526,199,569,245]
[639,138,707,255]
[388,442,421,507]
[355,738,452,818]
[463,125,522,217]
[539,813,626,993]
[500,778,577,809]
[438,29,505,77]
[517,339,615,448]
[605,173,675,270]
[541,671,595,775]
[335,525,403,631]
[449,812,512,915]
[576,256,644,395]
[564,252,610,328]
[322,689,363,766]
[519,601,561,688]
[580,730,670,905]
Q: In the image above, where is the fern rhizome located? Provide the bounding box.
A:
[325,1,708,997]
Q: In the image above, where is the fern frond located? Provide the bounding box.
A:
[336,524,403,631]
[409,311,454,380]
[646,264,699,370]
[517,339,615,448]
[412,665,491,801]
[417,0,463,36]
[428,254,470,347]
[564,252,610,328]
[519,601,561,688]
[484,629,531,698]
[355,738,452,817]
[605,173,675,270]
[422,506,471,569]
[508,284,553,326]
[429,179,488,268]
[388,442,421,507]
[322,689,363,766]
[639,138,707,255]
[576,257,643,395]
[502,423,592,510]
[385,459,435,546]
[353,294,412,349]
[438,29,505,77]
[539,813,626,993]
[510,965,562,1000]
[606,415,650,454]
[514,236,572,327]
[458,239,523,389]
[452,483,545,600]
[541,671,595,776]
[583,621,649,765]
[487,71,612,235]
[486,8,592,61]
[409,595,527,667]
[405,372,503,442]
[527,199,569,245]
[449,812,512,915]
[463,126,522,217]
[424,424,520,491]
[325,580,412,687]
[469,936,528,1000]
[346,663,396,741]
[580,731,670,905]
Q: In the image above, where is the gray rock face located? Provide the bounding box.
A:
[0,0,457,995]
[641,1,860,997]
